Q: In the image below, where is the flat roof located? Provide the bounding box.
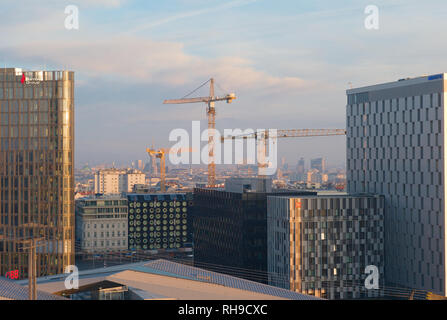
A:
[269,193,382,199]
[18,259,321,300]
[347,73,445,94]
[0,277,66,300]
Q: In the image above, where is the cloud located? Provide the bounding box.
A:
[4,36,310,94]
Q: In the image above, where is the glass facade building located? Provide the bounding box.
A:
[192,186,316,284]
[267,194,385,299]
[0,68,74,278]
[347,74,447,295]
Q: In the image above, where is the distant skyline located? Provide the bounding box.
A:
[76,157,346,171]
[2,0,447,167]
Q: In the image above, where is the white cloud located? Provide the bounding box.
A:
[6,36,311,94]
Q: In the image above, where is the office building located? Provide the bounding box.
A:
[311,157,325,173]
[347,73,447,294]
[75,195,128,253]
[127,193,193,251]
[193,178,316,283]
[135,160,144,171]
[94,168,145,194]
[267,193,385,299]
[297,158,305,181]
[0,68,74,278]
[307,169,322,184]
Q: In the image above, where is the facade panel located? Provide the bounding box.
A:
[127,193,192,251]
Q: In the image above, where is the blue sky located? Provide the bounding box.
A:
[1,0,447,168]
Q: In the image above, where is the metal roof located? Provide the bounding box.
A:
[140,260,321,300]
[15,259,322,300]
[0,277,66,300]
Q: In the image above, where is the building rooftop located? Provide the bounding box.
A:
[0,277,66,300]
[16,259,321,300]
[269,192,381,199]
[347,73,445,94]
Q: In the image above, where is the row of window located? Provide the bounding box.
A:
[0,99,72,112]
[83,231,126,238]
[348,93,442,114]
[83,239,126,247]
[84,222,126,229]
[0,83,72,99]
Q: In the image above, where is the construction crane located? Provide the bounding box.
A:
[146,147,194,193]
[164,78,236,187]
[221,129,346,176]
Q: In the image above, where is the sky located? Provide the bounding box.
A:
[1,0,447,169]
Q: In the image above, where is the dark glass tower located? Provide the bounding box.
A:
[0,68,74,279]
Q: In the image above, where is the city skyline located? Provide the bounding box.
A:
[2,0,447,302]
[3,1,447,166]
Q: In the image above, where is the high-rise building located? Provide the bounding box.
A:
[94,168,146,194]
[75,195,128,253]
[346,73,447,295]
[297,158,305,181]
[310,157,325,173]
[0,68,75,278]
[192,178,316,284]
[306,169,322,184]
[267,194,385,299]
[134,160,143,171]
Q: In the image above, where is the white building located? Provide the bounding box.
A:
[346,73,447,295]
[94,168,146,194]
[75,195,128,253]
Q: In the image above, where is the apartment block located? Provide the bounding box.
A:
[94,168,145,194]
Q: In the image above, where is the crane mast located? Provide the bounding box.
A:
[163,78,236,187]
[146,147,194,193]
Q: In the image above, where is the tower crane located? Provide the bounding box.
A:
[221,129,346,176]
[163,78,236,187]
[146,147,194,193]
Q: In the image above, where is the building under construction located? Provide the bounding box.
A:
[192,177,316,284]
